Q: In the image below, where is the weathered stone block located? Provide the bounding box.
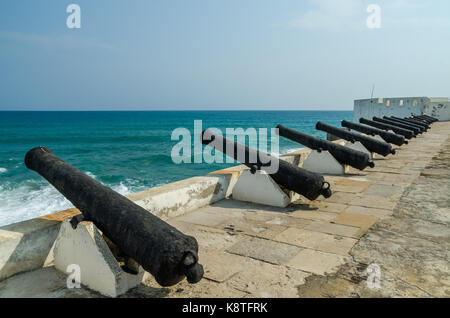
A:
[344,206,392,218]
[226,237,302,265]
[287,248,348,275]
[289,210,337,222]
[274,228,357,256]
[199,251,244,283]
[332,212,379,237]
[305,221,360,238]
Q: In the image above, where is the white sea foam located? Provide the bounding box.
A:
[282,147,304,155]
[0,168,7,173]
[113,181,130,195]
[0,181,73,227]
[85,171,96,179]
[270,147,304,157]
[0,177,145,227]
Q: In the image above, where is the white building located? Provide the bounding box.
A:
[353,97,450,122]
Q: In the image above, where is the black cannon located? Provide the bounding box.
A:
[360,118,415,139]
[423,114,439,122]
[408,116,432,125]
[409,115,431,124]
[391,116,428,131]
[201,129,332,200]
[373,117,421,135]
[414,114,438,123]
[390,116,429,130]
[276,124,374,171]
[341,120,407,146]
[383,117,426,133]
[25,147,204,287]
[316,121,395,157]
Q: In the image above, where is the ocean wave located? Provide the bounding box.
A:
[0,177,146,227]
[0,168,7,173]
[85,171,97,179]
[267,147,304,157]
[0,181,73,227]
[282,147,304,155]
[112,181,131,195]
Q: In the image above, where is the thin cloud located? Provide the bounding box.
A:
[384,16,450,29]
[388,0,426,10]
[382,1,450,29]
[285,0,450,31]
[287,0,365,30]
[0,31,118,51]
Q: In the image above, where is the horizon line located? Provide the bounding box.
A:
[0,108,353,112]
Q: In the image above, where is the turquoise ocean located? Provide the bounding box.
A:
[0,111,352,226]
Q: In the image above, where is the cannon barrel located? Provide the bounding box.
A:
[201,129,332,200]
[341,120,407,146]
[419,114,438,122]
[25,146,204,287]
[410,115,433,124]
[276,124,374,171]
[424,115,439,122]
[360,118,415,139]
[316,121,395,157]
[383,117,426,133]
[390,116,430,130]
[409,116,433,125]
[413,115,436,123]
[373,117,421,135]
[392,116,428,131]
[414,115,438,123]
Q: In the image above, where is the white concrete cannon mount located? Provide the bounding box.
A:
[344,141,373,160]
[301,150,349,175]
[231,170,300,208]
[53,219,144,297]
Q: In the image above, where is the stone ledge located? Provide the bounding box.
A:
[0,174,232,282]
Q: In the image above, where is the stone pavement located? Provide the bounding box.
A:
[296,129,450,297]
[0,122,448,298]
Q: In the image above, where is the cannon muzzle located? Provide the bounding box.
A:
[25,146,204,287]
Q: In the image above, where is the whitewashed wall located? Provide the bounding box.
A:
[353,97,428,122]
[354,97,450,122]
[423,101,450,121]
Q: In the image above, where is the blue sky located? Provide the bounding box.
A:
[0,0,449,110]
